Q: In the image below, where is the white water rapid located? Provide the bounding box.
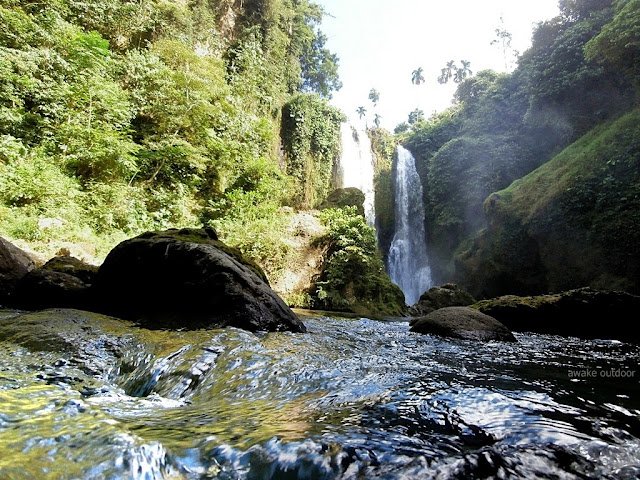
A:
[387,145,432,305]
[336,122,376,225]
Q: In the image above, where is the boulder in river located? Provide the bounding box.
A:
[472,287,640,341]
[93,228,306,332]
[409,283,476,319]
[0,236,35,305]
[14,268,91,310]
[411,306,516,342]
[42,255,98,285]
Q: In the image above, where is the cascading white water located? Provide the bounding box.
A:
[336,122,376,225]
[387,145,432,305]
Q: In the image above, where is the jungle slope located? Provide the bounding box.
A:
[456,108,640,298]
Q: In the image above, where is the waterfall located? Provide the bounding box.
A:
[336,122,376,225]
[387,145,432,305]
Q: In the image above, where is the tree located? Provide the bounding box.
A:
[411,67,425,85]
[373,113,382,127]
[299,31,343,98]
[356,106,367,119]
[437,60,456,84]
[585,0,640,87]
[454,60,473,83]
[438,60,472,84]
[368,88,380,106]
[408,108,424,124]
[491,16,519,71]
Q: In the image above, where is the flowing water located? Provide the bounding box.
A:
[1,308,639,479]
[387,146,432,305]
[335,123,376,225]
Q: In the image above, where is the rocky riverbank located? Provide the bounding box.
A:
[1,229,305,333]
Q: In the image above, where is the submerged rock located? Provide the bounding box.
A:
[411,306,516,342]
[93,228,306,332]
[0,237,35,304]
[473,287,640,341]
[409,283,476,319]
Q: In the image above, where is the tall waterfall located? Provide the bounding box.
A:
[335,122,376,225]
[387,146,432,305]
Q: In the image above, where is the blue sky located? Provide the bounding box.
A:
[316,0,560,129]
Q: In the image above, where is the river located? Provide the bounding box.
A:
[0,309,638,478]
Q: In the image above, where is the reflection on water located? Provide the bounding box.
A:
[0,311,639,478]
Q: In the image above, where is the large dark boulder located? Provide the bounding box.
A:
[409,283,476,319]
[0,237,35,304]
[411,306,516,342]
[472,287,640,341]
[92,228,306,332]
[14,269,91,310]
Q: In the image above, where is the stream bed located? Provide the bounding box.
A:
[0,308,639,479]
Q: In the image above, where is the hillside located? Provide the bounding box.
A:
[456,108,640,297]
[0,0,343,279]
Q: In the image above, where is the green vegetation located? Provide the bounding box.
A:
[281,93,344,209]
[402,0,638,285]
[0,0,342,276]
[457,108,640,297]
[310,207,406,316]
[369,127,397,260]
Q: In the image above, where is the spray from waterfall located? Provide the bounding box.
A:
[335,122,376,225]
[387,145,432,305]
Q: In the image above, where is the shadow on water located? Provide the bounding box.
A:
[0,310,639,478]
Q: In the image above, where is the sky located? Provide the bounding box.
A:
[316,0,560,130]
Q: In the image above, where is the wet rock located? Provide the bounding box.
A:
[0,236,35,305]
[42,255,98,285]
[472,287,640,341]
[409,283,476,319]
[14,269,91,310]
[0,308,132,354]
[93,228,306,332]
[410,306,516,342]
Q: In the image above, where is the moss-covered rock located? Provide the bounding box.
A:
[369,128,397,261]
[456,109,640,298]
[42,255,98,285]
[472,287,640,341]
[409,283,476,317]
[310,208,406,317]
[320,188,365,217]
[410,306,516,342]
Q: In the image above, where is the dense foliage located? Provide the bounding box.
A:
[457,108,640,297]
[402,0,638,283]
[368,127,397,259]
[281,93,344,208]
[0,0,342,274]
[311,207,406,316]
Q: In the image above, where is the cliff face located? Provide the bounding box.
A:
[455,109,640,298]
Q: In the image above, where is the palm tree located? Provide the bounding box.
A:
[437,60,456,84]
[411,67,425,85]
[408,108,424,125]
[373,113,382,128]
[454,60,473,83]
[356,106,367,120]
[368,88,380,106]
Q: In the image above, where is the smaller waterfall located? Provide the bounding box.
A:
[336,123,376,225]
[387,146,432,305]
